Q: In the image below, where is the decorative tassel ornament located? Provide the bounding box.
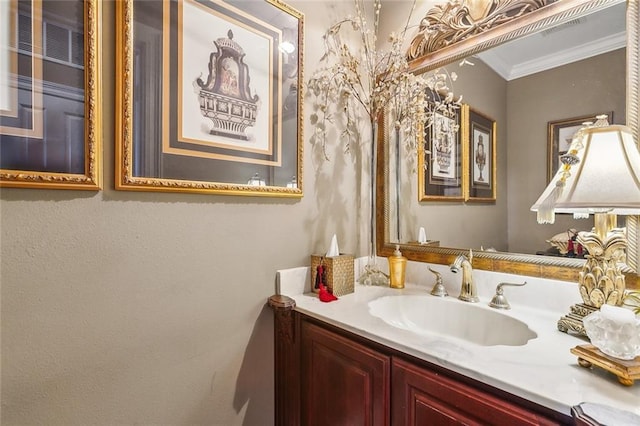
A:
[537,179,565,224]
[318,284,338,302]
[536,133,584,223]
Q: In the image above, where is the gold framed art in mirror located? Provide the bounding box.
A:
[376,0,640,289]
[464,105,496,202]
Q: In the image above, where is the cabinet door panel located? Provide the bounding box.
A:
[392,357,561,426]
[301,320,390,426]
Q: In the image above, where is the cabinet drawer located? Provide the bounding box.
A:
[392,357,561,426]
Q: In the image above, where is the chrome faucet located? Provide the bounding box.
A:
[450,249,479,303]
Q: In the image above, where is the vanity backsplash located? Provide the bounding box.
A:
[278,257,583,315]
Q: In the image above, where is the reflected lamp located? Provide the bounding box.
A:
[531,115,640,335]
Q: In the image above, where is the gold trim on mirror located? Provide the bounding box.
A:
[408,0,550,60]
[407,0,623,75]
[377,0,639,289]
[625,0,639,274]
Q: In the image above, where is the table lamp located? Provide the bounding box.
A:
[531,115,640,335]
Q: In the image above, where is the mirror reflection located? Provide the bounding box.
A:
[386,1,627,257]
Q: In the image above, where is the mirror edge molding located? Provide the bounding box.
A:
[376,0,640,290]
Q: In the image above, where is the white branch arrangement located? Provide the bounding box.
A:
[306,0,461,162]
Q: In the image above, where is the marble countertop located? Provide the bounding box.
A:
[277,265,640,419]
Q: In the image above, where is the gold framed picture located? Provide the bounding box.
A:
[464,105,496,202]
[547,112,613,183]
[418,107,464,201]
[0,0,102,190]
[115,0,304,197]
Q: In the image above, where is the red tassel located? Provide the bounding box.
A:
[318,285,338,302]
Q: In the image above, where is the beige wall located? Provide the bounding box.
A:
[395,48,625,254]
[507,48,626,254]
[0,1,371,424]
[399,60,509,250]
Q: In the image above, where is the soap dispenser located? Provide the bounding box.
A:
[388,244,407,289]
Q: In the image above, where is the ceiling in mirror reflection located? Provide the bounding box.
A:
[477,1,626,80]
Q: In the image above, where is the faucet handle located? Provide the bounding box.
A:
[489,282,527,310]
[428,267,448,297]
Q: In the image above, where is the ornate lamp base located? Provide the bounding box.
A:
[557,303,599,336]
[571,344,640,386]
[558,214,628,337]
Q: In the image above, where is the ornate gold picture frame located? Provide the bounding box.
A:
[0,0,102,190]
[418,107,464,201]
[115,0,304,197]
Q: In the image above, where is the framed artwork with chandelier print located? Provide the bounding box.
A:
[115,0,303,197]
[465,105,496,202]
[0,0,101,190]
[418,106,464,201]
[547,111,613,184]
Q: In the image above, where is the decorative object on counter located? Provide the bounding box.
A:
[450,249,479,302]
[571,344,640,387]
[546,228,584,257]
[407,0,552,60]
[428,267,448,297]
[489,282,527,310]
[388,245,407,289]
[310,235,354,297]
[531,115,640,336]
[318,284,338,303]
[306,0,459,287]
[583,305,640,361]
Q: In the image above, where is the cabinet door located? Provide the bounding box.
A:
[392,357,561,426]
[301,320,390,426]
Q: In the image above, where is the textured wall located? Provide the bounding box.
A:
[0,1,369,424]
[401,60,509,251]
[507,48,626,255]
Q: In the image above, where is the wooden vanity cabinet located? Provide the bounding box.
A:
[392,356,563,426]
[269,296,571,426]
[301,320,390,425]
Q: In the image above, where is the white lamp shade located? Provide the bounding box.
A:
[531,124,640,219]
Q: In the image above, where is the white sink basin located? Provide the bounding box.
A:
[368,295,537,346]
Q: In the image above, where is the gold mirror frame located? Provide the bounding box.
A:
[376,0,640,289]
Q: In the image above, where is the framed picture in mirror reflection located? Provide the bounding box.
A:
[418,108,464,201]
[465,106,496,202]
[547,112,613,184]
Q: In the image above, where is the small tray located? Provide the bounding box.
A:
[571,344,640,386]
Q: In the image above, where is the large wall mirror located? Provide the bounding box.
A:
[376,0,640,288]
